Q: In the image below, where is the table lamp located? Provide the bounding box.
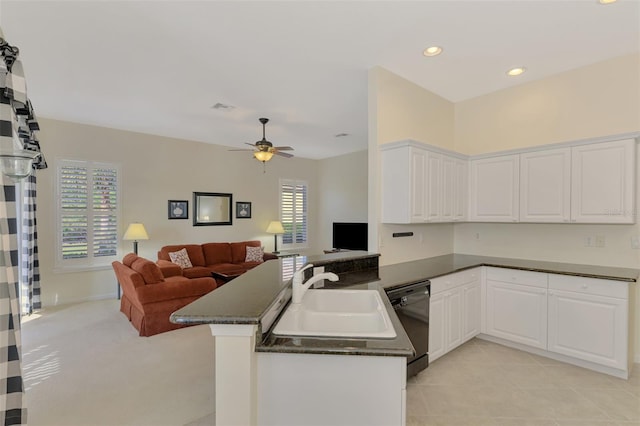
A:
[123,222,149,254]
[266,221,285,254]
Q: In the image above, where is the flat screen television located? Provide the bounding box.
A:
[332,222,368,251]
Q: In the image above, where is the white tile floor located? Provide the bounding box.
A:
[406,338,640,426]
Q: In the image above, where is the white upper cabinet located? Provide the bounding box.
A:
[520,148,571,223]
[453,158,468,222]
[382,137,636,225]
[469,155,520,222]
[571,139,636,223]
[381,145,426,224]
[425,152,442,222]
[381,143,467,224]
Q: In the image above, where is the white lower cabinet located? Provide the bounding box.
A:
[429,268,480,362]
[258,352,406,426]
[462,280,481,341]
[548,275,629,370]
[485,268,548,349]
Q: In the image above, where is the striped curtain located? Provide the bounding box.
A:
[0,28,47,425]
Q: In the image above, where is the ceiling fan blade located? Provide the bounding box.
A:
[245,142,257,148]
[228,148,256,152]
[273,146,294,151]
[275,151,294,158]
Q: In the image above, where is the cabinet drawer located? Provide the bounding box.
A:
[431,268,480,295]
[548,274,628,299]
[486,267,547,288]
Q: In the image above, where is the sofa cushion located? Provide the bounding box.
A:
[245,246,264,263]
[208,263,248,275]
[231,240,261,263]
[202,243,233,265]
[123,252,138,267]
[130,258,165,284]
[182,266,214,279]
[159,245,206,267]
[169,248,193,269]
[135,277,217,305]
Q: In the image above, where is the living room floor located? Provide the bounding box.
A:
[21,299,639,426]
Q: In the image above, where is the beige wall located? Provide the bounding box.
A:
[317,150,368,251]
[455,54,640,155]
[36,118,321,306]
[368,67,456,265]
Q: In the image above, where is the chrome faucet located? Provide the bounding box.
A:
[291,264,339,304]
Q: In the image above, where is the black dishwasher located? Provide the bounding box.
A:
[386,281,430,378]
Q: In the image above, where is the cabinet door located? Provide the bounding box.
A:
[520,148,571,223]
[462,280,481,342]
[440,155,455,222]
[453,158,468,222]
[425,152,442,222]
[548,289,627,369]
[428,292,446,362]
[445,287,463,352]
[469,155,520,222]
[486,280,547,349]
[409,148,427,222]
[571,139,635,223]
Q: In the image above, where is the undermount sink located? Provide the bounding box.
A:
[272,289,396,339]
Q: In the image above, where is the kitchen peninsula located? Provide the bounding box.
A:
[171,252,638,426]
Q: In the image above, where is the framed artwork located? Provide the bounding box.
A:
[168,200,189,219]
[236,201,252,219]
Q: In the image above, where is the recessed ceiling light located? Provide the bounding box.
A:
[423,46,443,57]
[506,67,526,77]
[598,0,617,4]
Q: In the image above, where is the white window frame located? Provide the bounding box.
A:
[279,178,308,250]
[55,159,121,272]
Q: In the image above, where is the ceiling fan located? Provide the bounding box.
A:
[229,118,294,165]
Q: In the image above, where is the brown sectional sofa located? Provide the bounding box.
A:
[157,240,277,282]
[113,253,217,336]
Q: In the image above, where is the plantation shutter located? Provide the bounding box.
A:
[58,160,120,268]
[280,179,308,248]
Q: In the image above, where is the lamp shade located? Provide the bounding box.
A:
[254,150,274,162]
[123,223,149,241]
[266,221,285,234]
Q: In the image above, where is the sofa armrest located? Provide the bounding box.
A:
[263,252,278,261]
[157,259,183,278]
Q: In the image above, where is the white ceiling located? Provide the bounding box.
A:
[1,0,639,160]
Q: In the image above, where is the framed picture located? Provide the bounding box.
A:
[168,200,189,219]
[236,201,252,219]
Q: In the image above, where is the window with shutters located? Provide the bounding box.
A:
[55,159,120,270]
[279,179,308,250]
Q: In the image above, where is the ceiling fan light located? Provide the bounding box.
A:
[254,150,274,162]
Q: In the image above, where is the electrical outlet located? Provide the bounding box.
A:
[584,236,594,247]
[595,235,606,248]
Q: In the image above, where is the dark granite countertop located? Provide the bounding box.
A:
[171,251,637,359]
[171,251,379,326]
[377,254,638,291]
